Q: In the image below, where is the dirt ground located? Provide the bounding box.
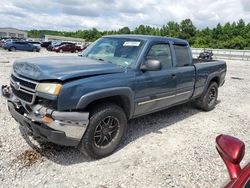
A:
[0,48,249,188]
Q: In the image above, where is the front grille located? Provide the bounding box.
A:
[11,85,33,103]
[11,74,36,89]
[10,74,38,104]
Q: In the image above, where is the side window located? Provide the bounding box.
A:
[173,45,191,67]
[244,178,250,188]
[146,44,172,68]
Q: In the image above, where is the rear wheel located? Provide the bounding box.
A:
[78,103,127,159]
[195,82,218,111]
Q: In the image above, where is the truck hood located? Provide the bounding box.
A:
[13,56,125,81]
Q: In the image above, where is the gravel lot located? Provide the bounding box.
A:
[0,48,250,188]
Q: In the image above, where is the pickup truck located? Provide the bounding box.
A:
[1,35,226,159]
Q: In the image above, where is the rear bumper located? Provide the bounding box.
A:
[1,85,89,146]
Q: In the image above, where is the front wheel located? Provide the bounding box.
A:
[78,103,127,159]
[9,47,16,51]
[195,82,218,111]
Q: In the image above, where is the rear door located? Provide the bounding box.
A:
[13,42,21,50]
[134,42,177,116]
[173,44,195,102]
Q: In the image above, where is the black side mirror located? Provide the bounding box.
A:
[141,59,161,71]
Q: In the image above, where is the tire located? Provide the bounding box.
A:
[59,49,63,53]
[78,103,127,159]
[75,50,79,53]
[9,47,16,51]
[195,82,218,111]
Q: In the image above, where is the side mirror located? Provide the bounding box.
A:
[141,59,161,72]
[216,134,245,179]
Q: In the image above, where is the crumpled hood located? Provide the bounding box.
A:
[13,56,125,81]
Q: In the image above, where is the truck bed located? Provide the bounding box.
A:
[193,58,220,64]
[192,59,227,98]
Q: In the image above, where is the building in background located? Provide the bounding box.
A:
[0,28,27,39]
[43,35,85,43]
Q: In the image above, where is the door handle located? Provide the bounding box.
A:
[171,74,177,79]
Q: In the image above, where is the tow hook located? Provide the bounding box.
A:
[1,85,11,98]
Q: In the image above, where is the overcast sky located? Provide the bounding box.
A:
[1,0,250,31]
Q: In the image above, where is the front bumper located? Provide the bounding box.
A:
[1,85,89,146]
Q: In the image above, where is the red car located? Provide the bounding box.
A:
[52,43,82,53]
[216,134,250,188]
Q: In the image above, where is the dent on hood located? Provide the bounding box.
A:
[13,61,42,78]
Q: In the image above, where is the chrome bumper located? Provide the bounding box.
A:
[1,85,89,141]
[26,105,89,140]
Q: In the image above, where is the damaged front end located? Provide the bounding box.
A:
[1,85,89,146]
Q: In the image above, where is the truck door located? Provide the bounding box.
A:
[134,42,177,116]
[173,44,195,102]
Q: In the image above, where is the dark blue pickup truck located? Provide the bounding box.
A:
[1,35,226,159]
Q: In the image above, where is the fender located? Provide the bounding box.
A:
[76,87,134,118]
[202,71,222,95]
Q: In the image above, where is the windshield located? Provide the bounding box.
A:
[81,37,144,67]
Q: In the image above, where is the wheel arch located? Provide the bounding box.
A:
[76,87,134,119]
[203,73,221,95]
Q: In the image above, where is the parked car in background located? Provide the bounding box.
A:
[52,43,82,53]
[0,39,6,47]
[27,41,41,48]
[0,39,18,48]
[47,42,73,51]
[216,134,250,188]
[41,41,52,48]
[3,41,40,52]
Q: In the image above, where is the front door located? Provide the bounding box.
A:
[134,43,177,116]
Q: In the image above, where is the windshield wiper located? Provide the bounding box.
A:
[96,58,113,64]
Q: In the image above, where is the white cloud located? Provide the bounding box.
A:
[0,0,249,31]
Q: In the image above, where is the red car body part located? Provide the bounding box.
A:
[216,134,250,188]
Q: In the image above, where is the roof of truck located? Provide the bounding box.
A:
[103,34,189,46]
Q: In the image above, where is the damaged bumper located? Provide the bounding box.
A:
[1,85,89,146]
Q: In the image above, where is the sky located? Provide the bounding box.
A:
[0,0,250,31]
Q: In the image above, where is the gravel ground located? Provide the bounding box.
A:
[0,48,250,188]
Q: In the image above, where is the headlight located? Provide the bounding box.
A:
[36,83,62,95]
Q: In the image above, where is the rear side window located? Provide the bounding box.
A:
[244,178,250,188]
[174,45,191,67]
[146,44,172,68]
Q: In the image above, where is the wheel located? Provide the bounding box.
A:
[78,103,127,159]
[9,47,16,51]
[75,50,79,53]
[60,49,63,53]
[195,82,218,111]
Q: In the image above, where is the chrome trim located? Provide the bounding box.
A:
[10,73,39,104]
[138,91,192,106]
[10,79,36,93]
[12,72,38,85]
[26,105,89,139]
[175,91,192,96]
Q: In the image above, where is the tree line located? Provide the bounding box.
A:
[28,19,250,49]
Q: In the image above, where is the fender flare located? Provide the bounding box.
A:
[202,72,221,95]
[76,87,134,118]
